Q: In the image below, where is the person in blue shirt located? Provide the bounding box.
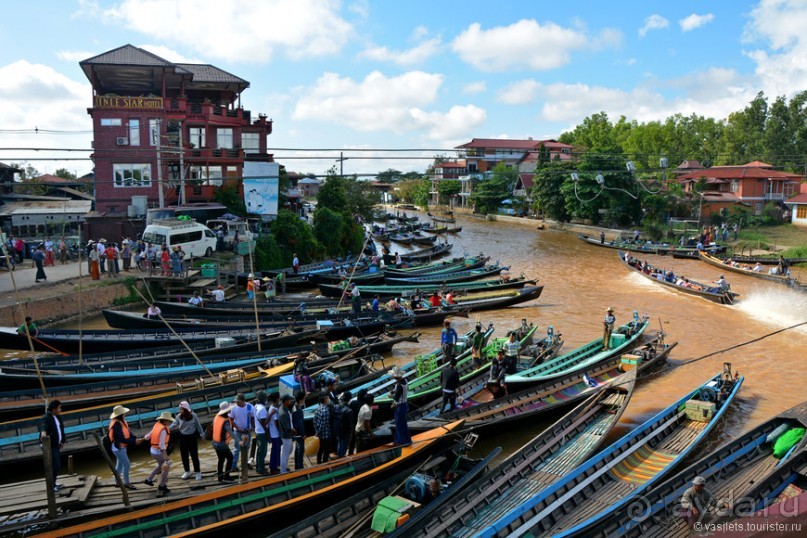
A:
[440,320,459,364]
[371,294,380,312]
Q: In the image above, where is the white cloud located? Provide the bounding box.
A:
[498,80,541,105]
[0,60,92,174]
[462,81,487,95]
[451,19,594,72]
[639,14,669,37]
[292,70,485,141]
[56,50,97,62]
[743,0,807,99]
[359,38,441,66]
[102,0,352,63]
[410,25,429,42]
[679,13,715,32]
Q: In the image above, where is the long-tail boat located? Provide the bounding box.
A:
[317,276,537,300]
[32,422,464,538]
[403,334,673,436]
[487,365,744,538]
[698,250,798,285]
[619,250,738,304]
[584,400,807,537]
[389,370,639,537]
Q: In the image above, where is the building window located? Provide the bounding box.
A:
[217,128,233,149]
[242,132,260,154]
[730,180,739,192]
[100,118,122,126]
[128,119,140,146]
[149,119,160,146]
[189,127,206,148]
[113,164,151,187]
[784,183,797,197]
[797,205,807,219]
[188,165,223,187]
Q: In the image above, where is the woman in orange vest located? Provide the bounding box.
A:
[108,405,141,489]
[143,411,174,494]
[213,401,237,482]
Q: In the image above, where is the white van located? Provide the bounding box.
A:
[142,219,217,257]
[206,219,253,249]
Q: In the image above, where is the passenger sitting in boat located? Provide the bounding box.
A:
[410,289,422,311]
[768,266,780,275]
[187,291,205,307]
[294,354,315,393]
[445,290,456,305]
[623,252,632,263]
[583,373,598,387]
[713,275,728,290]
[753,262,763,272]
[146,304,161,319]
[429,291,442,307]
[680,476,727,529]
[665,270,675,283]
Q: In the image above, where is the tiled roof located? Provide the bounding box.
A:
[785,193,807,204]
[176,64,247,85]
[80,44,191,73]
[518,174,534,189]
[744,160,774,168]
[675,160,703,170]
[678,165,802,181]
[438,160,466,168]
[34,174,82,184]
[457,138,541,150]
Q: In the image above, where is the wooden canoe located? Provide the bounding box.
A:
[585,399,807,537]
[32,422,465,538]
[382,242,453,265]
[404,336,673,436]
[374,322,540,411]
[698,250,797,285]
[506,317,650,388]
[272,443,501,538]
[394,369,639,537]
[619,250,738,304]
[0,357,380,467]
[492,366,744,538]
[318,276,537,300]
[578,234,726,256]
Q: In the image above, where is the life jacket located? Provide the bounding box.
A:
[213,415,232,443]
[108,419,130,446]
[149,422,169,450]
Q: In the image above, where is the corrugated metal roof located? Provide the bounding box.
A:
[0,200,92,217]
[176,64,247,84]
[80,44,191,73]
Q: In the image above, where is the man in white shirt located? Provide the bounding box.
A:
[354,393,374,452]
[252,391,269,475]
[206,286,226,302]
[187,291,205,307]
[229,393,254,473]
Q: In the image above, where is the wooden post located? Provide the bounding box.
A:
[41,434,57,519]
[67,455,73,476]
[92,433,130,507]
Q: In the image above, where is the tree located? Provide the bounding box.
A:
[531,161,575,221]
[436,180,461,205]
[376,169,402,183]
[213,185,247,216]
[267,209,323,263]
[53,168,77,181]
[395,179,430,206]
[313,206,346,256]
[470,163,517,214]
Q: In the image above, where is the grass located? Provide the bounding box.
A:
[730,224,807,255]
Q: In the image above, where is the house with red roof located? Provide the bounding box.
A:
[785,193,807,226]
[677,161,803,218]
[442,138,574,208]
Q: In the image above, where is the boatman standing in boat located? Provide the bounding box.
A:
[441,320,459,364]
[389,367,412,446]
[713,274,728,291]
[603,307,616,350]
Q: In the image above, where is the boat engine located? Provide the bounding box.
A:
[404,473,433,502]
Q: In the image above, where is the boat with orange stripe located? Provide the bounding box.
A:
[474,363,743,538]
[33,421,464,538]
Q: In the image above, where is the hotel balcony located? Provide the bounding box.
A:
[164,98,271,133]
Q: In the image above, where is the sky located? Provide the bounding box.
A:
[2,0,807,179]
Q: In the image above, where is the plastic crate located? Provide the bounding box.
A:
[200,263,217,278]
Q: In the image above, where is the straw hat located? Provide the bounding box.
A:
[390,366,404,378]
[156,411,174,423]
[262,276,271,281]
[606,307,614,312]
[218,401,236,416]
[99,238,107,243]
[87,240,95,246]
[109,405,129,420]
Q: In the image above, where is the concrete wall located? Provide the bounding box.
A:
[0,281,133,327]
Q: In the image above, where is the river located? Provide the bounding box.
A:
[10,212,807,480]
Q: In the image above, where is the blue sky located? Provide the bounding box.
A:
[1,0,806,178]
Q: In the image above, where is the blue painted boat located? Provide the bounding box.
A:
[482,364,744,538]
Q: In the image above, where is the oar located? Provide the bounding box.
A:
[32,336,69,357]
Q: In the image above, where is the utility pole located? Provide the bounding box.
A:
[336,152,348,177]
[178,121,184,205]
[156,119,164,208]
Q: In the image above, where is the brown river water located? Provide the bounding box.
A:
[7,213,807,482]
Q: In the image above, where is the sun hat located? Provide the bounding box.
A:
[157,411,174,423]
[247,273,254,278]
[606,307,614,312]
[218,401,236,415]
[99,238,107,243]
[262,276,271,281]
[693,476,706,485]
[109,405,130,420]
[87,240,95,246]
[390,366,403,378]
[178,401,191,411]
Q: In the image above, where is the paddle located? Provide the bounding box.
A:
[32,336,69,357]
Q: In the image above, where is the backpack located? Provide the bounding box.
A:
[333,404,353,438]
[204,421,214,441]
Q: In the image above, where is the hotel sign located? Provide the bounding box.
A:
[94,96,164,109]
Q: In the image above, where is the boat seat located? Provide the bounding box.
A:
[610,444,676,484]
[420,456,447,472]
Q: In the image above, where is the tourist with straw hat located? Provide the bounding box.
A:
[142,411,175,494]
[108,405,140,490]
[602,307,616,351]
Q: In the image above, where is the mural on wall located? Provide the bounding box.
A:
[243,161,279,216]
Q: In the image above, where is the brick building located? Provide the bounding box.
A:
[80,45,273,215]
